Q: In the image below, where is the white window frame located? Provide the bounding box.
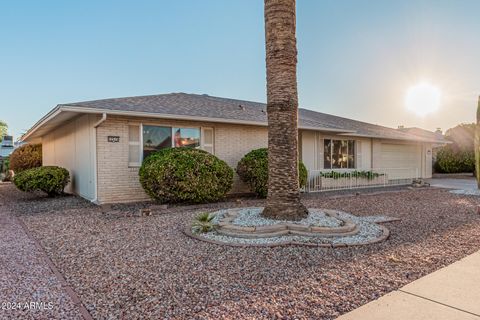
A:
[324,138,356,169]
[128,124,142,167]
[171,126,202,149]
[133,123,214,164]
[201,127,214,154]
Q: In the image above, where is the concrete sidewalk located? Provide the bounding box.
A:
[426,178,477,191]
[337,250,480,319]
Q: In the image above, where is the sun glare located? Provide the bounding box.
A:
[405,82,441,117]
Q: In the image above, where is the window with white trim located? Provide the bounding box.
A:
[143,125,173,159]
[128,125,141,167]
[132,125,213,164]
[201,127,214,154]
[324,139,355,169]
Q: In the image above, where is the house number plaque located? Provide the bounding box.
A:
[108,136,120,143]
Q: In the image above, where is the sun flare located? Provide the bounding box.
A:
[405,82,441,117]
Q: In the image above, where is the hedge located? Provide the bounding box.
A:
[435,146,474,173]
[236,148,308,198]
[9,144,42,173]
[139,148,233,204]
[13,166,70,196]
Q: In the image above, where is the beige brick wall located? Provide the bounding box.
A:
[96,116,268,203]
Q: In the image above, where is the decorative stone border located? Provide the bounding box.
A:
[216,209,358,238]
[184,207,395,248]
[183,224,390,248]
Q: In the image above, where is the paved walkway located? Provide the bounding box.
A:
[337,250,480,319]
[426,178,477,191]
[0,187,87,320]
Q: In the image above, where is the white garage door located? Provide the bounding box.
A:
[380,144,421,179]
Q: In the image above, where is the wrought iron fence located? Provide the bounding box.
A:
[303,168,419,192]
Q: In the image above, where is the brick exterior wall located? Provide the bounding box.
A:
[96,116,268,203]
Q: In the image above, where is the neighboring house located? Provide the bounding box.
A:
[0,135,15,171]
[21,93,448,204]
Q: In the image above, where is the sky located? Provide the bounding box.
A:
[1,0,479,138]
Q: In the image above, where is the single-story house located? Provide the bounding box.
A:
[397,126,446,163]
[22,93,448,204]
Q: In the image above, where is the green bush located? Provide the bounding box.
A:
[435,146,474,173]
[13,166,70,196]
[9,144,42,173]
[236,148,308,198]
[320,170,382,179]
[299,161,308,188]
[139,148,233,204]
[191,212,216,234]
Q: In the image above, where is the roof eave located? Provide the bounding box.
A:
[21,106,62,142]
[337,132,450,144]
[59,105,355,133]
[23,105,447,144]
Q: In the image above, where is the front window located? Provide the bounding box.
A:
[128,125,141,167]
[142,125,202,160]
[128,125,212,165]
[324,139,355,169]
[143,125,172,159]
[173,128,200,148]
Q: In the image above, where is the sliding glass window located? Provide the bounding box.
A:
[142,125,201,160]
[324,139,355,169]
[173,128,200,148]
[143,125,172,159]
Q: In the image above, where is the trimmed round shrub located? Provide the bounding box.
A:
[13,166,70,196]
[236,148,308,198]
[139,148,234,204]
[9,144,42,173]
[435,146,474,173]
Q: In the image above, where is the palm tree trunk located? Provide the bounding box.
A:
[262,0,308,220]
[475,96,480,189]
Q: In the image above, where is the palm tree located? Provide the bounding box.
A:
[262,0,308,220]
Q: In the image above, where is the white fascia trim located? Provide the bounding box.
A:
[21,106,62,141]
[336,132,448,144]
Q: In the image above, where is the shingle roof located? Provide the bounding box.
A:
[52,92,445,143]
[397,127,443,141]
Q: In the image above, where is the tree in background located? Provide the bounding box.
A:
[9,144,42,173]
[0,120,7,141]
[445,123,475,152]
[435,122,475,173]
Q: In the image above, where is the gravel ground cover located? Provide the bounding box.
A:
[4,184,480,319]
[0,184,84,320]
[214,207,345,227]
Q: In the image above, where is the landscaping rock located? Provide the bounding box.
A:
[3,184,480,319]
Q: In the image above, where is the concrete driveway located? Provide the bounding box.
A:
[426,178,477,191]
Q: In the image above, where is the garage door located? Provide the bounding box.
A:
[380,144,421,179]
